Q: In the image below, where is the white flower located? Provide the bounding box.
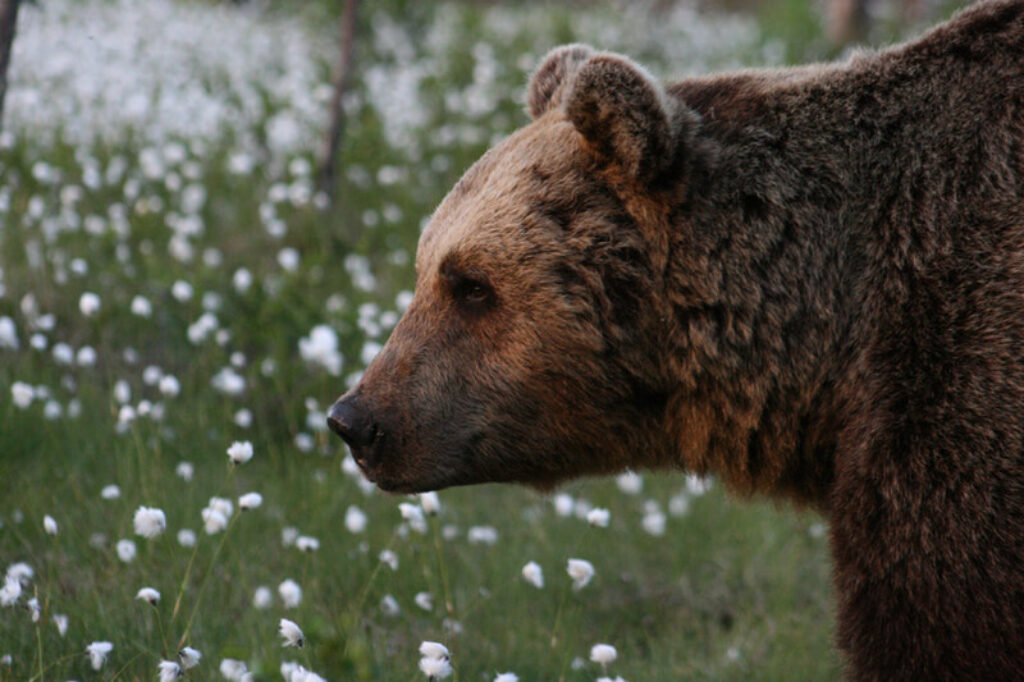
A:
[298,324,342,376]
[467,526,498,545]
[521,561,544,589]
[277,247,299,271]
[178,646,201,669]
[43,515,57,536]
[27,597,40,622]
[134,506,167,538]
[420,491,441,515]
[136,587,161,604]
[281,526,299,547]
[282,663,325,682]
[52,613,68,636]
[6,563,33,585]
[380,594,400,617]
[86,641,113,670]
[587,508,610,527]
[295,535,319,552]
[79,292,101,316]
[202,508,228,535]
[232,268,253,293]
[177,529,197,547]
[234,408,253,428]
[345,505,367,533]
[294,432,314,452]
[77,346,96,366]
[379,549,398,571]
[211,367,245,395]
[0,575,21,606]
[101,484,121,500]
[208,497,233,519]
[130,295,152,318]
[399,502,427,534]
[219,658,248,681]
[418,640,454,678]
[590,643,618,666]
[113,380,132,405]
[642,509,666,537]
[49,399,68,420]
[494,673,519,682]
[11,382,33,408]
[668,493,690,517]
[280,661,302,681]
[0,317,18,350]
[175,461,194,482]
[279,618,304,647]
[116,405,138,430]
[238,492,262,510]
[553,493,574,517]
[226,440,253,464]
[171,280,194,302]
[419,656,453,680]
[116,539,137,562]
[615,471,643,495]
[685,474,713,496]
[414,591,433,611]
[419,641,450,660]
[159,375,181,397]
[252,586,272,610]
[188,313,219,344]
[567,558,595,590]
[143,365,164,385]
[53,343,74,365]
[158,660,183,681]
[278,579,302,608]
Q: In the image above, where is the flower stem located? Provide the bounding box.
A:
[177,514,237,648]
[431,516,455,619]
[341,529,398,659]
[170,465,235,626]
[169,539,201,624]
[430,516,458,682]
[35,620,44,682]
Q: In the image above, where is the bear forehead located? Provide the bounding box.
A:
[416,118,585,278]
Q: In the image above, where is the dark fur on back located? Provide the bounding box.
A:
[664,3,1024,678]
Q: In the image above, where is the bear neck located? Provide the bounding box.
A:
[655,36,990,509]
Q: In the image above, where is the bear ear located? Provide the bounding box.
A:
[527,44,595,120]
[565,54,682,183]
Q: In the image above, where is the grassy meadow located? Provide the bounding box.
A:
[0,0,967,679]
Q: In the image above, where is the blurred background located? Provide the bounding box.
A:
[0,1,971,680]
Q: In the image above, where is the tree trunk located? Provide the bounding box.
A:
[828,0,870,47]
[0,0,21,136]
[316,0,360,205]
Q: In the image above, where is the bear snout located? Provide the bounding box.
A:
[327,395,381,473]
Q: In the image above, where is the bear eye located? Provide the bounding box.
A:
[449,272,495,311]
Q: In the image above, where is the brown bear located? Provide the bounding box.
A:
[328,2,1024,679]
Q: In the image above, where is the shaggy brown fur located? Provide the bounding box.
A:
[330,2,1024,679]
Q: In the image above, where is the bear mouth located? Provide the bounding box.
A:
[353,455,440,495]
[364,457,475,495]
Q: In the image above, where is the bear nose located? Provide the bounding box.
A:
[327,396,379,451]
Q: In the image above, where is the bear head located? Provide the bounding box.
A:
[329,45,702,493]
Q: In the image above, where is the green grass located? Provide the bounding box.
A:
[1,408,838,680]
[0,0,968,678]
